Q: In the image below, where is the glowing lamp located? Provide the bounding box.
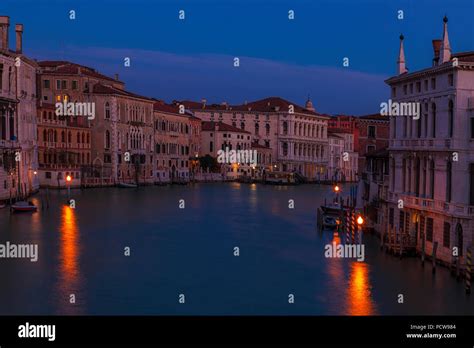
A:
[66,175,72,182]
[357,216,364,225]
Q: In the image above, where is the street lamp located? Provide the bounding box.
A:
[66,175,72,202]
[357,215,364,245]
[334,185,340,193]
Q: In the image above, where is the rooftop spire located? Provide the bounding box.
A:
[440,15,451,63]
[305,94,315,112]
[397,34,407,74]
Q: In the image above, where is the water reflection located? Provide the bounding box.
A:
[346,262,376,315]
[57,205,83,314]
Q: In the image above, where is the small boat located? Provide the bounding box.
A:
[117,182,138,188]
[264,171,298,185]
[11,201,37,213]
[317,203,348,231]
[0,202,6,209]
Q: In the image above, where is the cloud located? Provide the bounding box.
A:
[29,45,389,115]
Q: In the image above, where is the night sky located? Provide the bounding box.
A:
[1,0,473,114]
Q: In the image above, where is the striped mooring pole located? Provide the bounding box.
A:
[466,247,472,295]
[351,210,356,244]
[345,209,351,243]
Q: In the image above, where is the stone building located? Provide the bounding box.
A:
[357,114,390,175]
[385,17,474,266]
[89,84,154,186]
[36,60,124,187]
[179,96,329,179]
[153,100,201,183]
[0,16,38,201]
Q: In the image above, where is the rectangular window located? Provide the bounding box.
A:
[424,80,428,91]
[368,125,376,138]
[45,172,51,179]
[61,80,67,89]
[409,83,413,94]
[56,80,61,90]
[104,154,112,163]
[389,208,394,227]
[416,81,421,93]
[426,218,434,242]
[431,77,436,90]
[43,79,50,89]
[419,216,425,240]
[399,211,405,233]
[403,85,407,95]
[443,222,450,248]
[448,74,454,87]
[72,80,78,90]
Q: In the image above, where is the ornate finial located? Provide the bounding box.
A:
[400,33,404,41]
[443,15,448,23]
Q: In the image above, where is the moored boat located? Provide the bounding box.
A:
[117,182,138,188]
[11,201,37,213]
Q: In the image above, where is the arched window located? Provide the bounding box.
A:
[266,123,270,136]
[86,133,90,144]
[105,102,110,119]
[240,122,245,130]
[54,130,57,143]
[77,132,81,143]
[43,129,47,142]
[456,223,463,256]
[82,132,85,143]
[283,142,288,156]
[431,103,436,138]
[105,130,111,149]
[255,123,259,136]
[61,131,65,143]
[68,131,72,143]
[415,157,421,197]
[282,121,288,135]
[448,100,454,138]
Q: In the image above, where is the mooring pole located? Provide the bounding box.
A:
[466,247,472,295]
[432,241,438,274]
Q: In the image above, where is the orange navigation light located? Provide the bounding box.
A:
[33,171,37,175]
[357,215,364,225]
[66,175,72,182]
[334,185,340,193]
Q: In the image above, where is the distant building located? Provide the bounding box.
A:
[178,96,329,179]
[385,17,474,266]
[357,114,390,175]
[36,61,124,187]
[153,100,201,183]
[200,121,252,179]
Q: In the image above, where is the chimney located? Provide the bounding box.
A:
[15,23,23,53]
[201,98,207,108]
[432,39,442,66]
[114,73,119,81]
[0,16,10,51]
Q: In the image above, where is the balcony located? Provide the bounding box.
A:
[389,137,454,151]
[388,192,474,218]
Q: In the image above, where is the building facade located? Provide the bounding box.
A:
[357,114,390,175]
[153,100,201,183]
[180,96,329,179]
[0,16,38,201]
[385,17,474,267]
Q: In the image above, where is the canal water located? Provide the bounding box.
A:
[0,183,472,315]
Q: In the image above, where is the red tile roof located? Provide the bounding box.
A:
[38,61,123,84]
[92,83,153,101]
[177,97,326,117]
[251,142,271,149]
[201,121,251,134]
[153,100,181,114]
[358,113,389,121]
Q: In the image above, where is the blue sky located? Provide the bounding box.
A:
[1,0,473,114]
